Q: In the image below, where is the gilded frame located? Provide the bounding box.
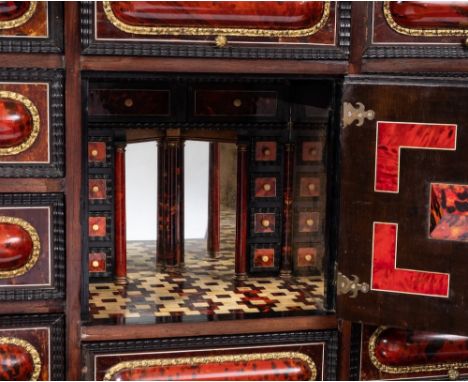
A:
[0,337,42,381]
[383,1,468,37]
[0,2,37,30]
[103,352,317,381]
[0,216,41,279]
[102,1,330,38]
[0,90,40,156]
[369,326,468,379]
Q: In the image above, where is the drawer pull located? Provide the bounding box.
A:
[124,98,134,107]
[263,183,272,192]
[233,98,242,108]
[91,260,100,268]
[262,147,271,156]
[215,35,227,47]
[261,219,270,228]
[305,254,313,262]
[91,149,98,157]
[306,218,314,227]
[262,255,270,263]
[92,224,99,232]
[308,183,316,192]
[92,186,100,193]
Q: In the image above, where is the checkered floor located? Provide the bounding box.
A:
[89,211,325,324]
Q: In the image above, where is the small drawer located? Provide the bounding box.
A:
[299,176,320,198]
[88,142,107,164]
[88,89,170,117]
[254,213,276,234]
[89,179,110,202]
[298,211,320,233]
[88,216,108,239]
[296,247,318,268]
[253,247,275,269]
[302,141,323,162]
[254,177,277,198]
[89,251,107,273]
[255,141,277,162]
[194,90,278,118]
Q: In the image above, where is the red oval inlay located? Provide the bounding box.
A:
[0,343,35,381]
[0,98,33,149]
[0,2,31,23]
[110,1,325,31]
[0,222,33,271]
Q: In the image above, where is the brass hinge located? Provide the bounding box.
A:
[342,102,375,128]
[337,272,370,298]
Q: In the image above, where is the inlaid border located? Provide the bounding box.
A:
[0,337,42,380]
[0,216,41,279]
[0,90,40,156]
[102,1,330,38]
[0,2,37,30]
[103,352,317,381]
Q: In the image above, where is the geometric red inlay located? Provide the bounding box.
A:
[372,222,449,297]
[375,122,457,193]
[430,183,468,243]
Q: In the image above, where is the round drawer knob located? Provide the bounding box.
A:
[92,185,100,193]
[233,98,242,108]
[91,260,100,268]
[261,219,270,228]
[306,218,314,227]
[262,147,271,156]
[263,183,272,192]
[262,255,270,263]
[91,149,98,157]
[92,224,99,232]
[309,148,317,156]
[305,254,313,262]
[308,183,316,192]
[124,98,134,107]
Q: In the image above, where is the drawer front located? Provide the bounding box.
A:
[88,89,171,117]
[0,2,62,53]
[82,2,349,60]
[83,331,338,381]
[0,314,64,381]
[357,325,468,380]
[366,1,468,58]
[0,193,64,301]
[194,90,278,119]
[0,69,64,177]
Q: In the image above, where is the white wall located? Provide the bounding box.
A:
[125,140,209,240]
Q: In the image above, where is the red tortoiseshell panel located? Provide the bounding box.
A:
[109,2,325,30]
[255,177,276,198]
[389,2,468,29]
[299,177,320,197]
[107,357,313,381]
[89,216,106,237]
[89,252,106,273]
[0,83,49,163]
[254,213,275,234]
[0,222,33,271]
[430,183,468,242]
[297,247,317,268]
[88,142,107,163]
[298,212,319,233]
[0,98,33,148]
[255,142,276,162]
[254,248,275,268]
[375,122,457,193]
[372,222,449,297]
[302,141,322,162]
[0,2,47,37]
[89,179,107,200]
[0,341,35,380]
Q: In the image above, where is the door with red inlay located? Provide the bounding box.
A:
[337,76,468,334]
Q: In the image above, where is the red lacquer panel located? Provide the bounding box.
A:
[298,212,319,233]
[375,122,457,193]
[254,248,275,268]
[372,222,449,297]
[430,183,468,243]
[254,213,275,234]
[89,216,106,237]
[297,247,317,268]
[255,142,276,162]
[89,179,107,200]
[254,177,276,198]
[107,2,325,31]
[299,177,320,197]
[88,142,107,163]
[389,2,468,29]
[89,252,106,273]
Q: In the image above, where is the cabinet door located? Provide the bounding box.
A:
[337,76,468,334]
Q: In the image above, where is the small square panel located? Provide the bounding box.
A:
[254,213,276,234]
[89,252,107,273]
[430,183,468,243]
[89,179,107,200]
[298,212,320,233]
[254,248,275,268]
[299,177,320,197]
[255,177,277,198]
[296,247,317,268]
[255,142,277,162]
[302,141,322,162]
[88,142,107,163]
[89,216,107,238]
